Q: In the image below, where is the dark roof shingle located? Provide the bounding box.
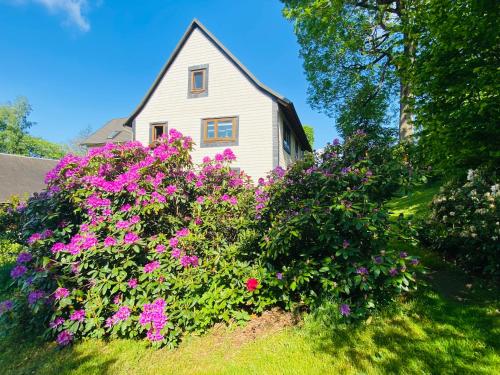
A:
[0,153,59,202]
[81,117,132,146]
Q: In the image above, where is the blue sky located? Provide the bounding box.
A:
[0,0,338,148]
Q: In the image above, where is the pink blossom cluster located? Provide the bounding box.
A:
[106,306,131,327]
[27,229,53,245]
[139,298,168,342]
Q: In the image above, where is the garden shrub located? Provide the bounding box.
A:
[257,133,421,317]
[0,130,273,347]
[422,168,499,277]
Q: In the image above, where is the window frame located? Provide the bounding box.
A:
[150,122,168,144]
[188,64,209,98]
[200,116,239,147]
[283,124,291,154]
[202,117,237,143]
[191,69,206,93]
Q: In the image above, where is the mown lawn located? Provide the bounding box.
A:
[1,184,498,375]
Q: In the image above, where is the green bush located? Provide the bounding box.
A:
[0,131,273,348]
[257,133,421,317]
[422,169,499,277]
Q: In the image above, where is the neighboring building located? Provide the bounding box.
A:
[82,19,311,180]
[0,153,59,203]
[80,117,132,148]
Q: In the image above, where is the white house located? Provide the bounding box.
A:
[82,19,311,180]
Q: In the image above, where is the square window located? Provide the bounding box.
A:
[150,123,167,144]
[188,65,208,97]
[202,117,237,144]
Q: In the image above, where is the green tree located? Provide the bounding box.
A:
[0,97,67,159]
[302,125,315,148]
[410,0,499,175]
[336,78,396,144]
[282,0,417,139]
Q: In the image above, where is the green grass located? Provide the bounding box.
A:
[386,180,441,219]
[1,183,498,375]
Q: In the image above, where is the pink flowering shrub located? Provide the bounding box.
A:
[1,130,272,347]
[257,133,421,318]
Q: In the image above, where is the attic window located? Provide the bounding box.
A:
[192,70,205,92]
[188,65,209,98]
[150,122,167,143]
[107,130,121,139]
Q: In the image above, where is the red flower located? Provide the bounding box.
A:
[246,278,259,292]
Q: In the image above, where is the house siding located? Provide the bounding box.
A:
[278,109,301,167]
[134,28,274,181]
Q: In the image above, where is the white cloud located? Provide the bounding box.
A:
[6,0,91,32]
[35,0,90,31]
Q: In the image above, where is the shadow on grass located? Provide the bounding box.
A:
[0,333,118,375]
[305,266,500,374]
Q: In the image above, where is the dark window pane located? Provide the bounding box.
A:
[154,125,164,140]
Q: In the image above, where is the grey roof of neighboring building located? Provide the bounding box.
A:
[80,117,132,146]
[123,19,312,152]
[0,153,59,202]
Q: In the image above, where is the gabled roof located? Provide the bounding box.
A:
[123,19,312,151]
[80,117,132,146]
[0,153,59,202]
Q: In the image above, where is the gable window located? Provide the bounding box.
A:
[201,117,239,147]
[188,64,209,98]
[150,122,167,144]
[191,70,205,92]
[283,125,291,154]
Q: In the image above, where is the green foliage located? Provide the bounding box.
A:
[0,97,67,159]
[336,79,396,144]
[282,0,405,126]
[409,0,499,174]
[422,169,499,278]
[302,125,315,148]
[258,133,421,316]
[2,134,273,348]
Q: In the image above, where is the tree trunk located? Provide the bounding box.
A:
[398,0,416,141]
[399,79,413,140]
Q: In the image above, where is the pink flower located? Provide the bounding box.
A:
[70,309,85,322]
[130,215,141,224]
[54,287,69,300]
[215,153,224,162]
[104,236,117,247]
[222,148,236,160]
[51,242,66,253]
[169,237,179,247]
[49,317,65,328]
[56,330,73,346]
[124,232,140,244]
[166,185,177,195]
[171,248,181,258]
[116,220,131,229]
[176,228,189,237]
[28,233,43,245]
[194,217,203,225]
[144,261,160,273]
[156,244,166,253]
[120,204,132,212]
[229,196,238,205]
[196,196,205,204]
[128,278,138,289]
[202,156,211,163]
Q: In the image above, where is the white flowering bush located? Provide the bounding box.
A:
[423,169,499,277]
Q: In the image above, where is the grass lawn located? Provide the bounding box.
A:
[1,184,498,375]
